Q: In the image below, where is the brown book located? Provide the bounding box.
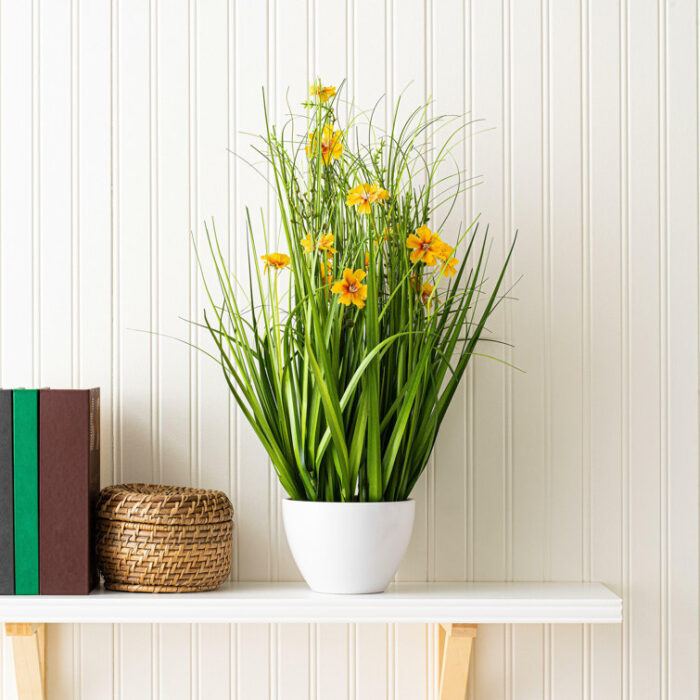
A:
[39,389,100,594]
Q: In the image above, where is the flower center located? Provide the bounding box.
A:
[348,283,358,293]
[421,242,431,250]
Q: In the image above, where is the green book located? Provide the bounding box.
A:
[13,390,39,594]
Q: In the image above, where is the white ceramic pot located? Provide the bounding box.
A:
[282,499,416,594]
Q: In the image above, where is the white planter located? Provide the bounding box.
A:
[282,499,416,594]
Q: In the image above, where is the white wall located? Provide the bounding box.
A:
[0,0,697,698]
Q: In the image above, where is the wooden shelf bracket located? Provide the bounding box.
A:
[5,623,46,700]
[438,623,477,700]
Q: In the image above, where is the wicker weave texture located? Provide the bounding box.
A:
[97,483,233,525]
[95,484,233,593]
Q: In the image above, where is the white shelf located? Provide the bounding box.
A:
[0,582,621,624]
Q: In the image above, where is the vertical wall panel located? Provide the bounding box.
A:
[395,624,428,700]
[277,625,310,700]
[548,0,585,695]
[627,1,662,698]
[194,0,230,494]
[356,624,388,699]
[197,625,231,700]
[314,0,348,86]
[231,0,272,586]
[117,625,152,700]
[230,1,274,689]
[432,0,469,586]
[509,0,547,693]
[589,0,624,697]
[0,1,697,699]
[151,1,195,695]
[470,0,508,584]
[469,0,509,695]
[156,0,191,496]
[158,625,191,700]
[38,0,72,387]
[510,0,545,584]
[548,0,583,585]
[352,0,386,123]
[194,2,232,694]
[80,625,113,700]
[0,0,35,388]
[666,1,699,699]
[116,0,153,485]
[115,4,154,697]
[317,624,350,700]
[236,624,270,700]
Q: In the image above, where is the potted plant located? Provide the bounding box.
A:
[194,82,514,594]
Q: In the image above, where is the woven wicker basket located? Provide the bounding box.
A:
[95,484,233,593]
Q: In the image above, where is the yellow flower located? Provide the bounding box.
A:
[435,239,454,261]
[306,125,343,164]
[346,183,390,215]
[406,225,446,266]
[440,257,459,278]
[331,268,368,308]
[318,232,337,255]
[310,85,336,102]
[301,234,315,253]
[301,232,337,255]
[411,277,435,307]
[364,252,370,268]
[261,253,291,273]
[419,281,435,306]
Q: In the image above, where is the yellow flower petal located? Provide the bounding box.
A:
[405,226,447,266]
[332,268,368,308]
[441,257,459,278]
[345,183,390,214]
[306,126,343,164]
[310,85,336,102]
[261,253,291,272]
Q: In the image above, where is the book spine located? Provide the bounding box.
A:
[0,390,15,594]
[13,390,39,595]
[39,389,100,594]
[88,388,100,591]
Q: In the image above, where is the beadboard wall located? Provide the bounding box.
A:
[0,0,698,698]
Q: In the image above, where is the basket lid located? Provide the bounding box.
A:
[96,484,234,525]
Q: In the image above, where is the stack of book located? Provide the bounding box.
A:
[0,388,100,595]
